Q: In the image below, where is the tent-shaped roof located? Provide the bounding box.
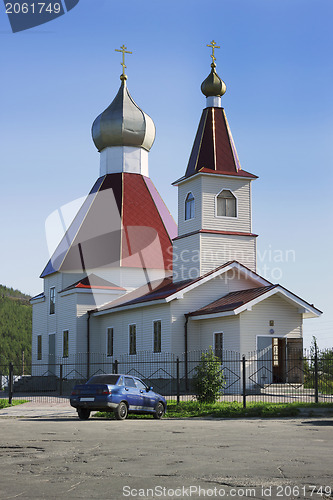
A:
[173,107,257,185]
[41,173,177,278]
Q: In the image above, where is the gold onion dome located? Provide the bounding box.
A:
[92,79,156,152]
[201,62,227,97]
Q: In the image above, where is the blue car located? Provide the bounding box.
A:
[70,373,167,420]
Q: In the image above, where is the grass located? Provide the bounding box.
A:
[0,399,28,409]
[96,401,333,420]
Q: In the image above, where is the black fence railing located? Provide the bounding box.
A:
[1,348,332,406]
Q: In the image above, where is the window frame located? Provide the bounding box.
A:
[185,192,195,221]
[63,330,69,358]
[153,320,162,353]
[49,287,56,315]
[214,332,223,361]
[129,324,136,355]
[37,335,42,360]
[215,189,238,219]
[106,327,114,357]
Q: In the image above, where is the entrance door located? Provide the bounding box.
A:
[48,334,56,376]
[272,337,286,383]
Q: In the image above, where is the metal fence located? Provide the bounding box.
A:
[1,348,332,406]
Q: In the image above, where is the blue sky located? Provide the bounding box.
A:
[0,0,332,348]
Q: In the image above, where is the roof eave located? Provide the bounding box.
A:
[172,170,258,186]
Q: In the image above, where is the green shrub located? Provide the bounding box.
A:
[192,347,225,403]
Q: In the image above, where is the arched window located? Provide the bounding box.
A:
[216,190,237,217]
[185,192,195,220]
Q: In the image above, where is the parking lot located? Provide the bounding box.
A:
[0,404,332,499]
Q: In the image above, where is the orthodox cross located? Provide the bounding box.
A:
[115,44,132,77]
[207,40,220,64]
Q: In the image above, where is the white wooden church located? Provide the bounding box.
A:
[31,42,321,385]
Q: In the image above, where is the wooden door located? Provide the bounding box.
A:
[286,338,303,383]
[272,338,286,383]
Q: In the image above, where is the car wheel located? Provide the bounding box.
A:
[77,408,90,420]
[153,402,165,419]
[115,402,128,420]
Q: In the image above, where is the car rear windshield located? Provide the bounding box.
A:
[87,375,120,385]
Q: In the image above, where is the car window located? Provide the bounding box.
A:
[124,377,136,388]
[135,379,147,390]
[87,375,119,385]
[117,376,124,386]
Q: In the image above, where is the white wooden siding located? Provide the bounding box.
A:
[177,177,202,235]
[173,233,201,282]
[170,271,260,354]
[201,176,252,232]
[90,303,172,356]
[90,266,168,291]
[192,316,241,352]
[240,294,303,354]
[31,301,47,364]
[200,233,256,274]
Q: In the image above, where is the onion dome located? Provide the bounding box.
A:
[201,62,227,97]
[92,79,156,152]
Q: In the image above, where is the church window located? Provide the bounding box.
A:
[49,287,55,315]
[37,335,42,360]
[214,332,223,361]
[185,192,195,220]
[63,330,69,358]
[107,327,114,357]
[129,324,136,355]
[153,320,161,353]
[216,190,237,217]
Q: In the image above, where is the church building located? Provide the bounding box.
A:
[31,42,321,387]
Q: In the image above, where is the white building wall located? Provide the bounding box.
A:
[90,266,169,291]
[177,176,202,236]
[90,303,172,356]
[192,316,241,352]
[31,300,47,368]
[239,294,303,354]
[170,271,260,354]
[173,233,201,282]
[57,293,77,358]
[201,176,252,232]
[200,233,257,274]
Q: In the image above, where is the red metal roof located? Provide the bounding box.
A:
[94,260,268,313]
[41,173,177,277]
[176,107,257,182]
[187,286,277,316]
[60,274,126,293]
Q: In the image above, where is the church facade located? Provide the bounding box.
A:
[31,43,321,387]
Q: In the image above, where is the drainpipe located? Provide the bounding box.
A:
[184,314,189,390]
[87,310,92,380]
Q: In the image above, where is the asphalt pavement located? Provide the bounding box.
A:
[0,402,332,500]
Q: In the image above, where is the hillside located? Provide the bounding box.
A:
[0,285,32,370]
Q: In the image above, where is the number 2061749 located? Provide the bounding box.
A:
[6,3,62,14]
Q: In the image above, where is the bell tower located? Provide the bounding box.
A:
[172,41,258,282]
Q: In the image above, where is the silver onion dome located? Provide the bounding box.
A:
[92,80,156,152]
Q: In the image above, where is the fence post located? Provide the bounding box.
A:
[8,362,14,405]
[314,346,319,404]
[59,364,63,396]
[242,355,246,409]
[113,359,118,374]
[176,357,180,404]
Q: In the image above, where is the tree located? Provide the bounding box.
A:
[192,347,225,403]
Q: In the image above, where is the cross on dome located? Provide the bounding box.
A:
[115,44,132,81]
[207,40,220,66]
